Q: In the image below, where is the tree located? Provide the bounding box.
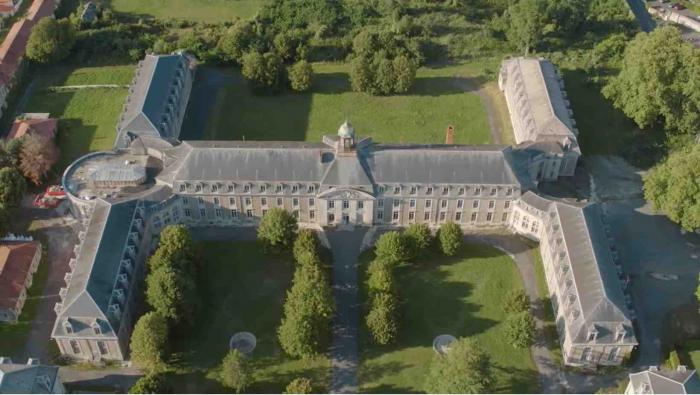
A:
[424,337,494,394]
[289,60,313,92]
[366,292,398,345]
[293,229,322,267]
[374,231,409,266]
[219,350,250,393]
[643,145,700,231]
[504,311,536,348]
[504,0,547,54]
[350,55,373,93]
[241,51,284,90]
[438,222,463,256]
[374,56,396,95]
[130,312,169,371]
[284,378,313,394]
[129,373,172,394]
[366,259,395,295]
[148,225,196,274]
[502,289,530,313]
[19,133,59,186]
[1,138,23,167]
[403,223,432,259]
[0,167,26,209]
[145,266,198,323]
[26,18,76,63]
[547,0,588,37]
[257,208,298,252]
[603,26,700,137]
[392,55,416,93]
[217,21,256,63]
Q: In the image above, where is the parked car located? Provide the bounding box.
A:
[672,3,687,10]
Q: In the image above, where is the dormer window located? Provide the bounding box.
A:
[276,185,283,193]
[458,187,465,195]
[378,186,386,194]
[410,186,417,195]
[615,326,626,342]
[243,185,250,193]
[212,184,218,193]
[108,304,122,320]
[195,184,202,192]
[228,184,234,192]
[92,320,101,335]
[426,187,433,195]
[292,185,298,194]
[63,319,73,334]
[308,185,315,193]
[587,326,598,342]
[393,186,400,194]
[179,184,186,192]
[259,185,266,193]
[442,187,449,195]
[474,187,482,196]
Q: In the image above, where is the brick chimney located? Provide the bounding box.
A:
[445,125,455,144]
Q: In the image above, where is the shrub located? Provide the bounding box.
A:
[289,60,313,91]
[130,312,169,371]
[241,51,285,90]
[366,292,398,345]
[504,311,536,348]
[129,373,172,394]
[403,223,432,259]
[438,222,463,256]
[366,260,395,295]
[257,208,298,252]
[424,337,493,393]
[284,378,314,394]
[219,350,250,393]
[502,289,530,314]
[26,18,77,63]
[293,229,322,266]
[374,231,409,266]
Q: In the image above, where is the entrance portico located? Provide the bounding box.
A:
[318,187,375,226]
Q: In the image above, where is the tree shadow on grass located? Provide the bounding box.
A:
[358,360,415,393]
[492,363,541,393]
[312,72,490,97]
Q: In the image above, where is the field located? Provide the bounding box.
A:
[168,241,330,393]
[109,0,268,22]
[23,65,134,168]
[182,61,499,145]
[358,243,539,393]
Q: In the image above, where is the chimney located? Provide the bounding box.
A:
[445,125,455,145]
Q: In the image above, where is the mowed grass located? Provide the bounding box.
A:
[24,65,134,169]
[358,243,539,394]
[109,0,268,22]
[186,62,493,144]
[169,241,330,393]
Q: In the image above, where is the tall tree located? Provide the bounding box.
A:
[148,225,196,274]
[424,337,494,394]
[19,133,59,186]
[241,51,284,90]
[257,207,298,252]
[504,0,547,55]
[366,292,398,345]
[438,222,463,256]
[26,18,77,64]
[603,26,700,137]
[288,60,313,92]
[293,229,322,267]
[643,145,700,231]
[0,167,26,209]
[130,312,169,371]
[403,223,433,259]
[374,231,409,266]
[504,311,536,348]
[145,266,198,323]
[129,373,172,394]
[219,350,250,393]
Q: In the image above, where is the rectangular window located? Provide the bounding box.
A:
[309,198,315,206]
[408,211,415,220]
[458,187,465,195]
[531,221,539,233]
[277,197,283,206]
[377,211,384,220]
[245,197,252,206]
[200,208,206,217]
[357,200,363,209]
[378,200,384,208]
[410,186,417,194]
[213,197,219,205]
[243,185,250,193]
[425,199,432,208]
[308,185,315,193]
[292,210,298,218]
[455,212,462,221]
[328,213,335,222]
[471,212,477,222]
[259,185,266,193]
[426,187,433,195]
[502,212,508,222]
[392,211,399,220]
[608,347,619,362]
[231,209,238,218]
[393,199,400,207]
[424,212,430,221]
[328,201,335,209]
[506,187,513,196]
[179,184,186,192]
[212,184,218,193]
[489,200,495,209]
[474,187,481,196]
[441,200,448,208]
[292,185,299,193]
[182,197,189,205]
[378,186,386,193]
[487,212,493,222]
[393,186,401,194]
[309,210,315,220]
[472,200,479,209]
[276,185,283,193]
[70,340,81,354]
[293,198,299,207]
[442,187,449,195]
[343,200,349,209]
[409,199,416,208]
[198,197,204,205]
[457,200,464,208]
[215,209,222,217]
[97,341,108,355]
[195,184,202,192]
[439,212,446,221]
[229,197,235,206]
[504,200,511,209]
[228,184,234,192]
[490,187,497,196]
[184,209,191,217]
[246,209,253,218]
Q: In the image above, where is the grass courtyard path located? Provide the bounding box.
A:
[326,227,368,393]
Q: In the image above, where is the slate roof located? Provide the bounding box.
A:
[628,367,700,394]
[0,241,40,310]
[159,141,528,189]
[52,200,139,338]
[115,54,191,148]
[0,362,60,393]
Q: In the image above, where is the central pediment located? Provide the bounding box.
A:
[317,187,375,200]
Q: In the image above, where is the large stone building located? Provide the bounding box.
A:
[52,54,636,367]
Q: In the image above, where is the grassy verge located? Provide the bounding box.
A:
[531,247,564,367]
[358,243,539,393]
[168,241,330,393]
[109,0,267,22]
[185,61,496,145]
[0,236,51,356]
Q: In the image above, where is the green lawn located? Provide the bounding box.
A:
[358,243,540,393]
[24,65,134,169]
[168,241,330,393]
[0,239,51,357]
[110,0,267,22]
[185,62,494,145]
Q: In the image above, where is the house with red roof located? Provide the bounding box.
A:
[0,240,41,323]
[7,113,57,140]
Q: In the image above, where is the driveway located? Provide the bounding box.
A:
[59,366,142,393]
[326,227,368,394]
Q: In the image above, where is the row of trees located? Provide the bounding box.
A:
[502,289,536,348]
[365,223,464,344]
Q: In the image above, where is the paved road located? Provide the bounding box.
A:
[59,366,142,392]
[326,227,367,394]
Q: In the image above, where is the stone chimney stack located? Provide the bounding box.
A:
[445,125,455,144]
